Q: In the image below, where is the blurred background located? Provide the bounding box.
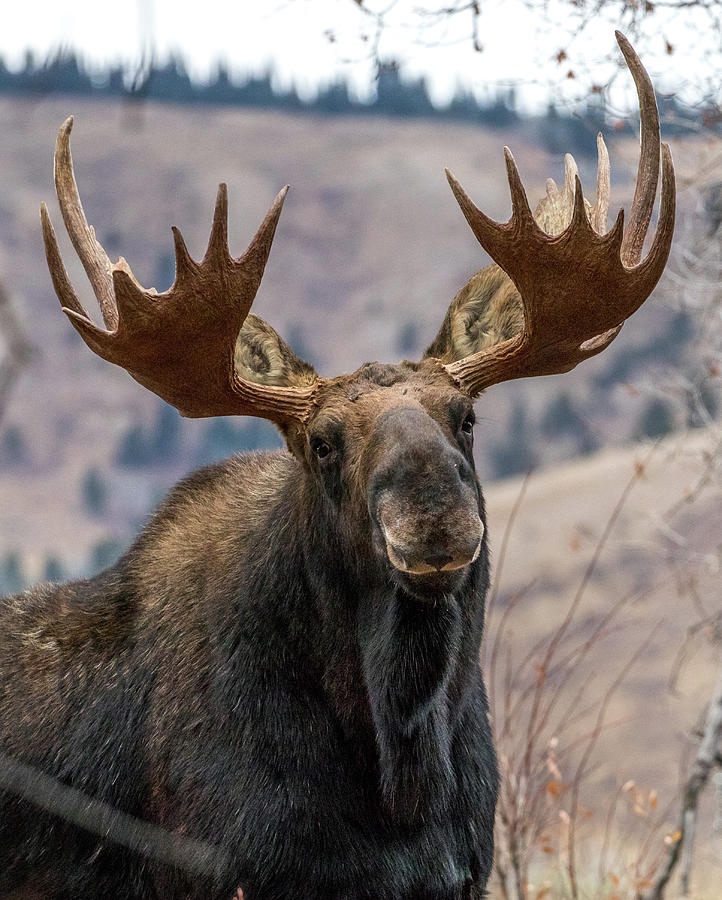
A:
[0,1,720,896]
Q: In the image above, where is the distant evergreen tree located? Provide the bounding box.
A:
[490,402,536,479]
[90,539,126,574]
[154,252,176,292]
[82,466,108,517]
[538,104,596,158]
[197,418,245,465]
[236,72,276,107]
[316,80,354,115]
[0,424,28,467]
[657,311,694,362]
[638,397,674,439]
[540,392,578,437]
[203,64,242,106]
[196,417,279,466]
[148,57,195,104]
[445,88,482,123]
[578,427,600,456]
[396,321,419,357]
[541,392,600,455]
[153,403,181,462]
[0,553,25,595]
[582,95,605,136]
[105,66,126,97]
[284,324,316,370]
[13,50,37,94]
[482,90,518,128]
[274,84,303,112]
[45,51,93,95]
[43,555,65,584]
[116,423,156,468]
[657,94,699,136]
[0,56,13,93]
[116,402,181,467]
[375,61,433,118]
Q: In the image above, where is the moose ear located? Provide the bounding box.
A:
[234,314,317,388]
[422,265,523,365]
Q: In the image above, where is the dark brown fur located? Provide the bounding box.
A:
[0,357,499,900]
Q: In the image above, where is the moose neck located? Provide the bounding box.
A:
[296,469,487,825]
[357,588,463,824]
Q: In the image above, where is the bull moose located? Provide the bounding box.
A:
[0,33,674,900]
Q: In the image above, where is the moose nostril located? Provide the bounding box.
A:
[423,552,454,572]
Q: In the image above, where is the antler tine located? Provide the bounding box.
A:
[533,153,588,236]
[40,202,92,321]
[616,31,661,266]
[233,184,289,318]
[632,141,676,288]
[205,182,230,264]
[591,133,610,235]
[444,148,539,268]
[444,168,509,258]
[503,148,536,227]
[53,117,118,329]
[171,225,197,285]
[570,173,595,235]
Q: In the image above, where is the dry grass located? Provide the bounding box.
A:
[483,427,721,898]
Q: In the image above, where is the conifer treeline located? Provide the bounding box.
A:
[0,49,710,156]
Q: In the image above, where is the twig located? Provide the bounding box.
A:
[643,653,722,899]
[521,446,656,786]
[662,436,722,524]
[566,622,663,899]
[0,749,231,880]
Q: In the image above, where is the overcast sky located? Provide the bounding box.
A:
[1,1,718,112]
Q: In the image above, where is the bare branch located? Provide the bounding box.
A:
[0,749,231,880]
[644,655,722,899]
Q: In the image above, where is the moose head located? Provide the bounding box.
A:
[40,34,673,608]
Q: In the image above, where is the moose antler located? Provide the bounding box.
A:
[41,117,318,422]
[442,32,675,396]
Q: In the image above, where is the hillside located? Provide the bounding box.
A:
[0,94,716,584]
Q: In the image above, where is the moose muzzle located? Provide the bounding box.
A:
[367,407,484,585]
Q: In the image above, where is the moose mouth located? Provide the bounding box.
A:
[380,518,484,582]
[384,537,482,575]
[383,536,483,602]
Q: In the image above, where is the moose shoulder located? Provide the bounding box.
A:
[0,33,673,900]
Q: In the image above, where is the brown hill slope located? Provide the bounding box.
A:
[0,98,707,543]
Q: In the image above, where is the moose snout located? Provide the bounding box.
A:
[381,518,484,575]
[366,406,485,585]
[376,477,484,576]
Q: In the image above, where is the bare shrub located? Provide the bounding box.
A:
[486,458,680,899]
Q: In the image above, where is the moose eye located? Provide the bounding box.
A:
[461,414,475,436]
[311,438,333,460]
